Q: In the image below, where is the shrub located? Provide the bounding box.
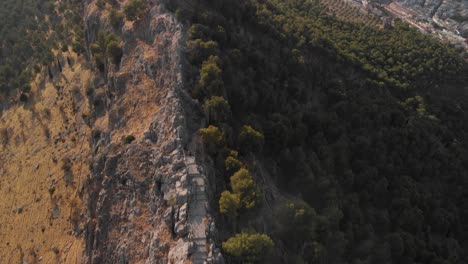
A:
[124,135,136,144]
[22,83,31,93]
[19,93,28,102]
[61,157,72,172]
[109,9,124,30]
[93,52,105,72]
[98,32,118,50]
[61,43,68,52]
[106,40,123,65]
[72,40,84,54]
[222,232,274,263]
[89,43,101,55]
[123,0,148,21]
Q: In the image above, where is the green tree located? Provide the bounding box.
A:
[123,0,148,21]
[204,96,230,124]
[199,125,224,153]
[230,168,259,209]
[275,200,317,249]
[225,156,243,174]
[219,191,241,217]
[194,56,223,99]
[222,232,274,263]
[238,125,264,153]
[187,39,219,64]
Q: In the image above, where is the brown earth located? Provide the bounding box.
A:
[0,51,92,263]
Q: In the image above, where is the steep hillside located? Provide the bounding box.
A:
[0,51,91,263]
[1,0,221,263]
[164,0,468,263]
[81,1,219,263]
[1,0,468,263]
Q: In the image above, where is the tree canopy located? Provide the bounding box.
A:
[222,232,274,263]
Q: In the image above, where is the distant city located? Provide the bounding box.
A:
[344,0,468,51]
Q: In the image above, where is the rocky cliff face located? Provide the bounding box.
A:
[82,1,222,263]
[0,0,222,263]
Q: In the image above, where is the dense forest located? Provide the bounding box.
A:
[162,0,468,263]
[0,0,83,104]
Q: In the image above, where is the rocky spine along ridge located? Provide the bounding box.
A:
[82,1,222,263]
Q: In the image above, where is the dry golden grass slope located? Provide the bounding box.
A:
[0,50,93,263]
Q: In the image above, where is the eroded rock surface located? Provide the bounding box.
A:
[82,1,221,263]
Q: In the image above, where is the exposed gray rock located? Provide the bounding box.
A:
[168,239,194,263]
[172,160,185,172]
[178,203,187,221]
[143,129,157,143]
[82,2,220,263]
[174,220,188,236]
[176,189,188,205]
[163,207,173,228]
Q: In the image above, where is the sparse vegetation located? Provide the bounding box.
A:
[90,32,123,70]
[123,0,148,21]
[0,0,84,99]
[124,135,136,144]
[106,40,123,65]
[109,8,124,30]
[61,157,72,173]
